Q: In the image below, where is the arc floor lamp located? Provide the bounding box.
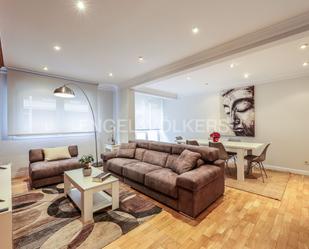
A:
[53,84,100,166]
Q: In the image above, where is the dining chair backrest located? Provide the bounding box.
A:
[186,140,199,146]
[209,142,229,160]
[256,143,271,162]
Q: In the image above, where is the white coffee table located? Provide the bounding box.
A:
[64,166,119,224]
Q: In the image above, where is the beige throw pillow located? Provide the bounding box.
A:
[116,143,137,159]
[171,149,201,174]
[43,146,71,161]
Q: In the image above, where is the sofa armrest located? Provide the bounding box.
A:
[101,151,117,162]
[213,159,225,169]
[176,165,222,192]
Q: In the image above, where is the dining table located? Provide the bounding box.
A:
[177,139,265,181]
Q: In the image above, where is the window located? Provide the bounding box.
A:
[7,70,97,136]
[135,92,163,141]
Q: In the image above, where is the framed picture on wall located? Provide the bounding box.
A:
[220,85,255,137]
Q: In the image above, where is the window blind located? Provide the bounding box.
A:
[7,70,97,136]
[135,92,163,131]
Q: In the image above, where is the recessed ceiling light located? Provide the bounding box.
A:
[43,66,48,71]
[108,72,113,77]
[186,76,191,80]
[138,56,144,62]
[53,45,61,51]
[192,27,199,34]
[303,62,308,67]
[244,73,250,79]
[230,63,236,68]
[76,1,86,10]
[300,44,308,50]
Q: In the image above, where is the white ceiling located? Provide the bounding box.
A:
[1,0,309,86]
[139,34,309,96]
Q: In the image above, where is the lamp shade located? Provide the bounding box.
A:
[53,85,75,98]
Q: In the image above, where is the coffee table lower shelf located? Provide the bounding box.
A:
[67,188,113,212]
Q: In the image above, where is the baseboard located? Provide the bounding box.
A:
[264,164,309,176]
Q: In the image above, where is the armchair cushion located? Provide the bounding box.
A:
[116,143,137,159]
[176,165,221,192]
[43,146,71,161]
[171,149,201,174]
[30,158,80,180]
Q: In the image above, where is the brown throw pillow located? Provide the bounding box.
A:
[116,143,137,158]
[171,149,201,174]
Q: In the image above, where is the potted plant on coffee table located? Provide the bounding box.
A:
[79,154,94,176]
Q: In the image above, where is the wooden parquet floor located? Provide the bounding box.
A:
[12,173,309,249]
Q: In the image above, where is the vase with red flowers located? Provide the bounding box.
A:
[210,132,221,142]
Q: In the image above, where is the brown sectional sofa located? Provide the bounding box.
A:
[29,145,82,188]
[102,140,225,218]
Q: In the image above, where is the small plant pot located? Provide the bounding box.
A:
[83,167,92,177]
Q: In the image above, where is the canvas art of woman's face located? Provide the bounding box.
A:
[222,86,255,137]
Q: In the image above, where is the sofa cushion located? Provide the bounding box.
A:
[116,143,137,159]
[30,158,81,180]
[130,140,150,149]
[123,162,161,184]
[43,146,72,161]
[171,149,201,174]
[145,168,178,198]
[166,154,179,169]
[143,150,169,167]
[171,144,218,162]
[176,165,221,191]
[149,142,172,153]
[135,148,146,161]
[107,158,139,175]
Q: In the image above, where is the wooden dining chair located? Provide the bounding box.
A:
[209,142,237,175]
[244,144,271,183]
[186,140,199,146]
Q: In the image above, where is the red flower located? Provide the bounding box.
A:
[210,132,221,138]
[210,132,221,142]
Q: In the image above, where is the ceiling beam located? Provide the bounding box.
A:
[133,86,178,99]
[0,38,4,68]
[123,11,309,88]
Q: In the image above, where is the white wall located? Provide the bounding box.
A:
[163,76,309,173]
[0,69,114,177]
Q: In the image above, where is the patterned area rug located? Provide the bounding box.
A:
[225,167,290,200]
[12,183,161,249]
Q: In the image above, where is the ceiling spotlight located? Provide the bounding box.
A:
[108,72,113,77]
[138,56,144,62]
[300,44,308,50]
[186,76,191,80]
[43,66,48,71]
[192,27,199,34]
[53,45,61,51]
[303,62,308,67]
[230,63,237,68]
[244,73,250,79]
[76,1,86,10]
